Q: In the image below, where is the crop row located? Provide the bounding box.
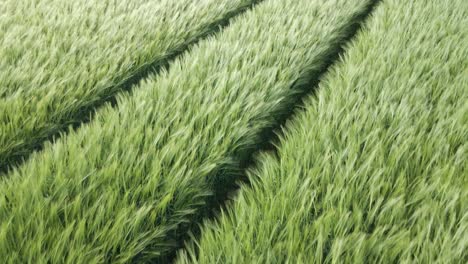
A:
[178,0,468,262]
[0,0,375,262]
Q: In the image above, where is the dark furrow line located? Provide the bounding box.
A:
[0,0,264,175]
[166,0,383,263]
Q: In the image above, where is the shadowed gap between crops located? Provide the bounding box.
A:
[148,0,383,263]
[0,0,265,175]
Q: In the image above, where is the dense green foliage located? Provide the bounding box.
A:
[0,0,260,170]
[178,0,468,262]
[0,0,374,262]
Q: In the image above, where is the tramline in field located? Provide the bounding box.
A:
[177,0,468,262]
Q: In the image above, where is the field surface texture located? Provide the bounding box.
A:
[177,0,468,263]
[0,0,374,262]
[0,0,260,170]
